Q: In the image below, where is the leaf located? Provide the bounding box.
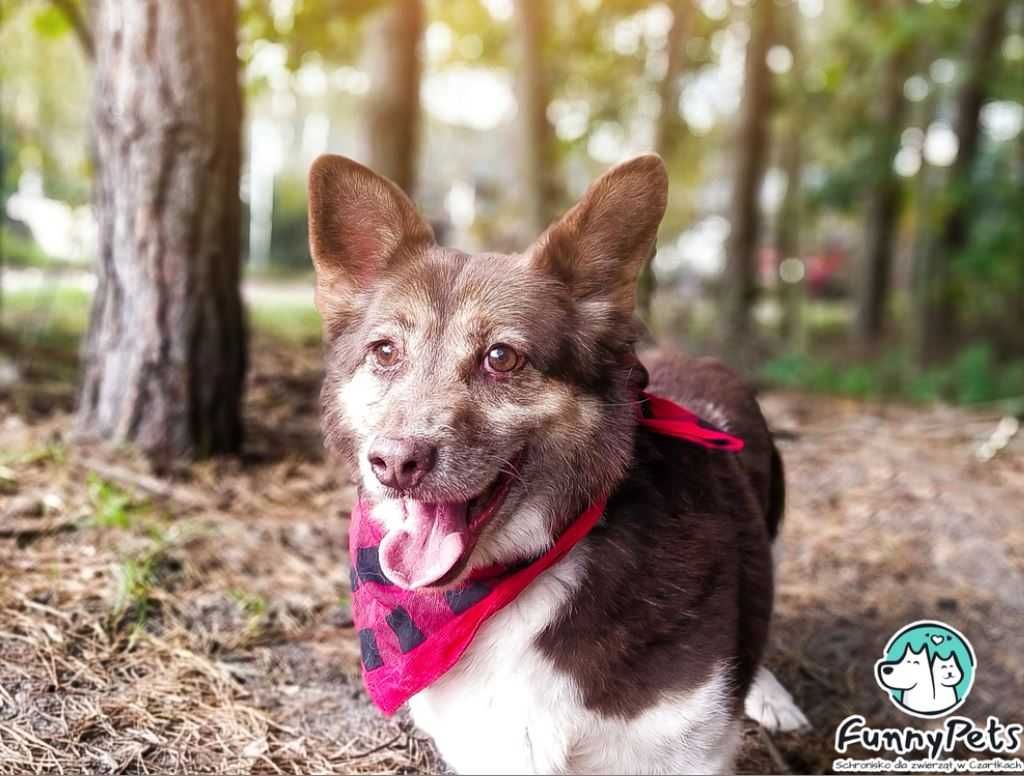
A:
[32,7,72,39]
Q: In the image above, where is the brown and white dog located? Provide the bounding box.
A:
[308,153,807,774]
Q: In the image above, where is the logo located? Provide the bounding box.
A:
[874,620,976,718]
[833,620,1023,773]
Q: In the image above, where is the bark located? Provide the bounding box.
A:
[363,0,424,195]
[77,0,247,464]
[514,0,558,237]
[722,0,774,357]
[916,0,1009,364]
[853,43,912,348]
[637,0,694,323]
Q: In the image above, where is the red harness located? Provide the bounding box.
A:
[349,391,744,714]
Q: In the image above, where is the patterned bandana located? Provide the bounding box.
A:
[349,391,744,714]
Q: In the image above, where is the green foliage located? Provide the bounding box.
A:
[109,522,179,629]
[0,226,71,268]
[31,6,72,39]
[249,301,322,346]
[0,442,65,468]
[229,589,270,634]
[1,286,92,364]
[114,555,155,612]
[239,0,383,72]
[761,344,1024,406]
[950,143,1024,343]
[268,175,311,269]
[87,474,149,530]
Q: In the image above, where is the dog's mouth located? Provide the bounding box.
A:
[373,462,518,590]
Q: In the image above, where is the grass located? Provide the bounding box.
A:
[1,285,91,357]
[3,284,322,349]
[759,344,1024,410]
[248,301,322,346]
[0,225,80,270]
[0,442,65,467]
[87,473,149,529]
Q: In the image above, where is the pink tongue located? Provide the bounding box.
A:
[377,501,469,589]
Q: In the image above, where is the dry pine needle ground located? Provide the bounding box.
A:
[2,339,1022,774]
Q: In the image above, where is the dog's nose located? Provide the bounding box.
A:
[368,438,437,490]
[881,666,894,675]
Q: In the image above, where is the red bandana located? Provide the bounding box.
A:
[349,391,744,714]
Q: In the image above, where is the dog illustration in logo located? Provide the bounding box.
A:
[877,644,936,713]
[875,621,975,718]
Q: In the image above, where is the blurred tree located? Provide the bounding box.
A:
[723,0,775,357]
[915,0,1010,364]
[853,3,914,349]
[77,0,247,462]
[514,0,559,237]
[652,1,693,162]
[239,0,380,69]
[363,0,425,194]
[637,0,694,322]
[46,0,94,59]
[772,1,805,348]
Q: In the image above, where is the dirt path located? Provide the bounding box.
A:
[1,342,1021,774]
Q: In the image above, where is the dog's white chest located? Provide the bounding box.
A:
[407,551,738,775]
[408,555,582,773]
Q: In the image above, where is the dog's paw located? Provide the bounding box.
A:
[744,667,810,733]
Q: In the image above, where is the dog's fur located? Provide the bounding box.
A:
[309,153,804,774]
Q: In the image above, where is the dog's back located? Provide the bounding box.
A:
[642,348,785,541]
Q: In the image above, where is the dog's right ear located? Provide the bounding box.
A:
[308,154,434,316]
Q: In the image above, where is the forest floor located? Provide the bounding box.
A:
[1,324,1023,774]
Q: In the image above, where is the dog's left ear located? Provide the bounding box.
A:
[528,154,668,316]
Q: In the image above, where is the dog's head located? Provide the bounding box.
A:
[876,643,931,691]
[309,154,667,590]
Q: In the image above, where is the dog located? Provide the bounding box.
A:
[877,643,934,713]
[308,152,806,774]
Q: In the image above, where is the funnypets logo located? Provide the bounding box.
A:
[874,621,976,718]
[834,620,1023,774]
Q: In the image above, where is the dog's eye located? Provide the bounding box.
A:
[484,343,521,374]
[372,341,401,368]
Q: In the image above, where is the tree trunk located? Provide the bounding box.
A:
[637,0,694,323]
[772,7,804,347]
[916,0,1008,364]
[77,0,247,464]
[515,0,558,238]
[906,75,939,365]
[653,0,693,159]
[722,0,774,358]
[363,0,424,195]
[853,43,911,348]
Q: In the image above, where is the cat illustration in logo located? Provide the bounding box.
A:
[875,620,975,718]
[931,653,965,710]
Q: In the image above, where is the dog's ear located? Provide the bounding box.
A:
[308,154,435,315]
[528,154,667,316]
